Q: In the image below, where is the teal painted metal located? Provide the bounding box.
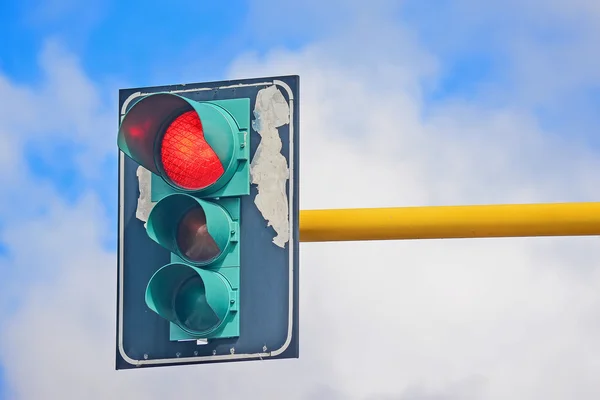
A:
[145,194,240,267]
[118,94,250,198]
[144,169,242,341]
[118,92,249,343]
[145,260,239,338]
[167,254,240,341]
[186,99,250,197]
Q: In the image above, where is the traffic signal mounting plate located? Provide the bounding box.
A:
[116,76,299,369]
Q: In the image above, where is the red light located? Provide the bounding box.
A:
[160,110,225,190]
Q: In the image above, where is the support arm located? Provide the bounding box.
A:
[299,202,600,242]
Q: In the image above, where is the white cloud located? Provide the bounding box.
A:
[0,38,115,183]
[402,0,600,112]
[2,1,600,399]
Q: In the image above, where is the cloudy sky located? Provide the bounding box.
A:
[1,0,600,399]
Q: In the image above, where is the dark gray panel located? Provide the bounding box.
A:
[116,76,299,369]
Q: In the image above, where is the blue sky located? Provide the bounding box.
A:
[0,0,323,85]
[1,0,600,398]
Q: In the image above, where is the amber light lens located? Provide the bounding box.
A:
[176,206,221,263]
[160,110,225,190]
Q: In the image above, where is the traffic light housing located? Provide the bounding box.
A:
[118,93,248,341]
[118,94,250,197]
[116,76,299,369]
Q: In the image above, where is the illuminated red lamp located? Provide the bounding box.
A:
[160,110,225,191]
[118,92,249,197]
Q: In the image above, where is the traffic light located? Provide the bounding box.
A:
[116,76,299,369]
[118,93,247,341]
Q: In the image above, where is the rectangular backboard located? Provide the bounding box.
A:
[116,75,299,369]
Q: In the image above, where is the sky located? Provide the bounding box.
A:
[1,0,600,399]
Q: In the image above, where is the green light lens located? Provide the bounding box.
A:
[174,275,220,333]
[145,263,234,336]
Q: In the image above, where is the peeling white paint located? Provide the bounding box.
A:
[136,166,155,227]
[250,85,291,248]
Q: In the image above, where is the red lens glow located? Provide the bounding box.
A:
[160,110,225,190]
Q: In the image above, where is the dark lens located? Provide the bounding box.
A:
[173,275,220,333]
[176,206,221,262]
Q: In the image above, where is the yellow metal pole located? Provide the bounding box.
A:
[299,202,600,242]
